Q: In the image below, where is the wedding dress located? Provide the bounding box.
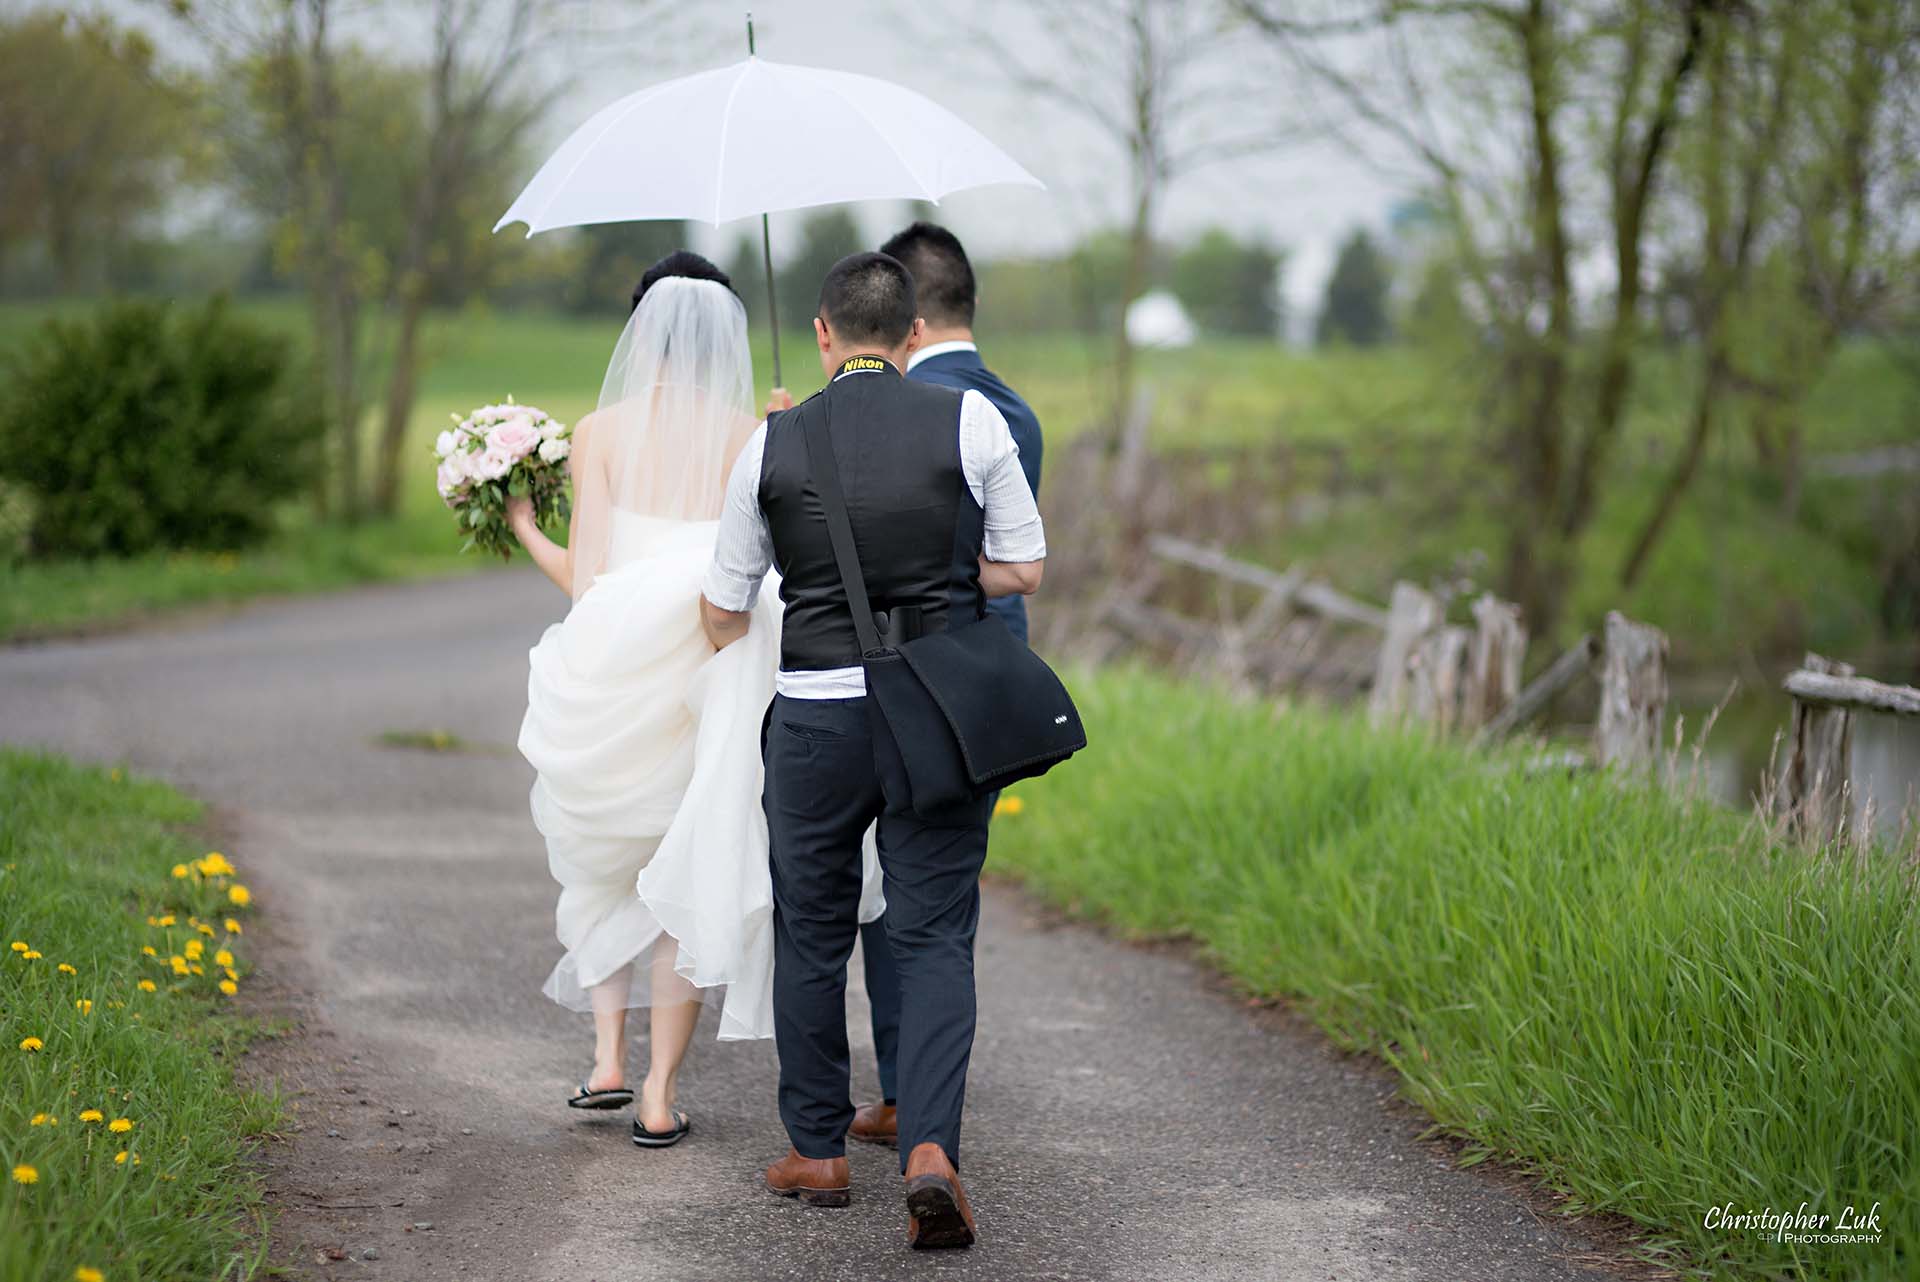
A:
[517,276,879,1042]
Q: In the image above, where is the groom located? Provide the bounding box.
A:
[851,221,1045,1149]
[700,252,1046,1248]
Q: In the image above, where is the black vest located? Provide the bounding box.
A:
[759,359,986,672]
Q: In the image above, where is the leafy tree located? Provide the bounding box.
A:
[565,221,693,314]
[1172,228,1283,337]
[1317,227,1390,347]
[776,208,866,334]
[0,12,197,291]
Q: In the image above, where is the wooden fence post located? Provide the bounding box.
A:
[1781,653,1856,843]
[1408,625,1472,734]
[1595,611,1668,772]
[1462,593,1527,731]
[1370,582,1440,725]
[1475,633,1599,743]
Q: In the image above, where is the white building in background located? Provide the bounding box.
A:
[1125,290,1196,348]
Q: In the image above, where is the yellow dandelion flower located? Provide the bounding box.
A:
[156,915,174,927]
[23,949,41,960]
[196,923,215,937]
[183,940,203,960]
[145,916,159,926]
[110,768,122,783]
[11,1164,37,1185]
[114,1150,130,1165]
[109,1118,133,1134]
[223,918,243,935]
[30,1113,56,1126]
[141,946,157,957]
[197,852,236,877]
[188,964,204,976]
[993,794,1025,817]
[79,1109,103,1123]
[9,940,27,953]
[168,956,189,975]
[57,963,77,975]
[214,949,234,968]
[19,1036,43,1051]
[218,979,238,996]
[76,1268,106,1282]
[227,884,251,906]
[136,979,157,992]
[170,863,190,879]
[74,999,93,1014]
[222,967,238,982]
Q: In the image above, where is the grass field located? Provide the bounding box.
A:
[0,751,275,1282]
[990,669,1919,1281]
[1,297,1913,661]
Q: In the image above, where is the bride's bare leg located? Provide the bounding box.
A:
[639,939,701,1132]
[587,964,632,1092]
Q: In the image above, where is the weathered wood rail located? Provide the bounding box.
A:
[1100,535,1913,845]
[1779,661,1920,843]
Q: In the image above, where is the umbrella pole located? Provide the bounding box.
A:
[747,12,783,390]
[760,212,781,389]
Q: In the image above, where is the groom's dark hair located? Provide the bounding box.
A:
[817,252,916,347]
[879,222,975,328]
[632,250,735,313]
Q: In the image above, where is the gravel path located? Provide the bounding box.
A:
[0,571,1629,1281]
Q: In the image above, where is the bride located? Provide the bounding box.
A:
[505,251,877,1147]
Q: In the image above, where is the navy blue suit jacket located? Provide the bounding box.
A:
[908,346,1044,643]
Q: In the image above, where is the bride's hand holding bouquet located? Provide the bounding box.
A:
[436,398,571,558]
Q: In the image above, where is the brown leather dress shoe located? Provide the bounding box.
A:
[903,1142,976,1249]
[764,1148,851,1208]
[849,1101,898,1147]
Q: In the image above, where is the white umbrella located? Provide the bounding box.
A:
[495,32,1043,385]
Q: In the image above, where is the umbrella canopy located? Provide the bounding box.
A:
[495,56,1043,235]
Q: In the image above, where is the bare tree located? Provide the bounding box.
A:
[168,0,659,519]
[1240,0,1721,634]
[943,0,1298,438]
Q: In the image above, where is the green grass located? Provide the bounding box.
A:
[0,752,276,1282]
[992,670,1919,1280]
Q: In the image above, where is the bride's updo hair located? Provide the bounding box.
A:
[631,251,736,313]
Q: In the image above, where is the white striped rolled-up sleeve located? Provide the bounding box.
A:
[959,390,1046,563]
[702,425,773,611]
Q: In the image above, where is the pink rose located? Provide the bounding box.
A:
[487,417,540,460]
[469,445,514,482]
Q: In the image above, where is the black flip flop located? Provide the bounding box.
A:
[567,1082,634,1111]
[632,1110,691,1148]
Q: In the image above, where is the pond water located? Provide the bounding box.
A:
[1668,662,1920,840]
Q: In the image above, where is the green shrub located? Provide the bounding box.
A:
[1,298,318,559]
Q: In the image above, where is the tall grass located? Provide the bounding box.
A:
[992,670,1919,1280]
[0,751,276,1282]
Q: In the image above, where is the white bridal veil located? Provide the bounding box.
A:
[567,274,757,597]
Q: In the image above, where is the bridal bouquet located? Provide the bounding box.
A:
[435,398,571,558]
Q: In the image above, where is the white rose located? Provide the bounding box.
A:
[436,457,469,504]
[537,435,571,465]
[538,415,567,441]
[435,429,460,459]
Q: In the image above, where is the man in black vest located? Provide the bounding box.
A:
[700,252,1045,1249]
[850,220,1046,1150]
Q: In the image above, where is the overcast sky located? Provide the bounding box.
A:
[91,0,1411,323]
